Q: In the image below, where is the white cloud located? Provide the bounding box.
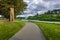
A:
[24,0,60,14]
[34,0,39,4]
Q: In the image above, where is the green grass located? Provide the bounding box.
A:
[0,21,25,40]
[35,22,60,40]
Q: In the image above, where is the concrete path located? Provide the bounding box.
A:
[22,20,60,24]
[9,22,46,40]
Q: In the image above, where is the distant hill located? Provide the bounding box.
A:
[27,9,60,21]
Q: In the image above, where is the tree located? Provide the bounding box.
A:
[0,0,27,21]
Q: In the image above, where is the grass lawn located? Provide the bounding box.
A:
[35,22,60,40]
[0,20,25,40]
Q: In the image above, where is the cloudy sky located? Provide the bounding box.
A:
[23,0,60,14]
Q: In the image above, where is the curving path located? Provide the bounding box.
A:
[9,22,46,40]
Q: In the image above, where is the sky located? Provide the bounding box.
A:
[23,0,60,14]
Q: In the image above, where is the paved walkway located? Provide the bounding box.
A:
[9,22,46,40]
[22,20,60,24]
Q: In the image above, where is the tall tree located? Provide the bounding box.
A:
[0,0,27,21]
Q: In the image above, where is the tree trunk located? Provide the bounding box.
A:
[10,7,14,21]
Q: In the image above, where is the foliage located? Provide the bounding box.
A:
[0,0,27,18]
[45,9,60,14]
[28,9,60,21]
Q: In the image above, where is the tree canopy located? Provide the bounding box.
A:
[0,0,27,18]
[45,9,60,14]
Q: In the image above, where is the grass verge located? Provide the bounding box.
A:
[35,22,60,40]
[0,21,25,40]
